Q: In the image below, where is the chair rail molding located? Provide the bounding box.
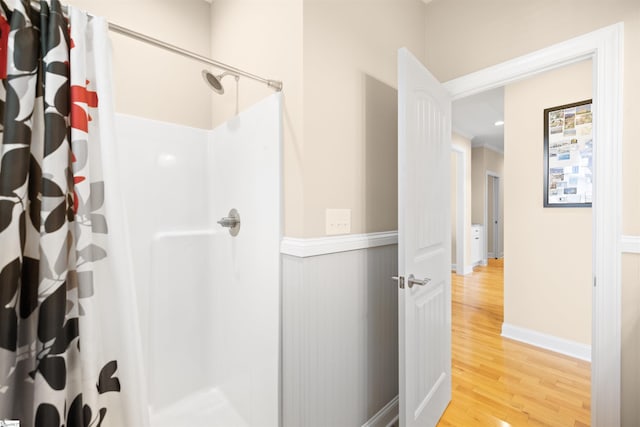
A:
[281,231,398,257]
[621,235,640,254]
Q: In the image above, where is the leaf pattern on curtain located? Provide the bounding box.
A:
[0,1,123,426]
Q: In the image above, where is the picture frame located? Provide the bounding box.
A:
[543,99,593,208]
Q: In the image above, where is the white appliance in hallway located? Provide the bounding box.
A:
[471,224,484,266]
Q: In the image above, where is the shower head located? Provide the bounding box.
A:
[202,70,225,94]
[202,69,241,95]
[202,69,242,115]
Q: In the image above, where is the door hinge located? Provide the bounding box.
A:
[593,276,596,287]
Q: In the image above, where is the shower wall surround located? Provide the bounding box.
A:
[114,94,281,427]
[113,91,398,426]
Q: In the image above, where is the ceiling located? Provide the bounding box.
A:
[452,86,504,152]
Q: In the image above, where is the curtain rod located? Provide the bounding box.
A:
[28,1,283,92]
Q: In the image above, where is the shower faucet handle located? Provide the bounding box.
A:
[217,208,241,236]
[217,217,239,228]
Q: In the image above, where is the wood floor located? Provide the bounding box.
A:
[437,259,591,426]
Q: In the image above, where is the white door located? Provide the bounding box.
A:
[397,48,452,427]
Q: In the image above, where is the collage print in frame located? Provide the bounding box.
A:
[543,99,593,207]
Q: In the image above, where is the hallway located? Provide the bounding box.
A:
[438,259,591,426]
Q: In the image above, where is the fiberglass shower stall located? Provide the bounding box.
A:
[114,94,282,427]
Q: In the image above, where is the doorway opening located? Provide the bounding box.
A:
[397,23,621,426]
[486,173,500,260]
[446,61,593,422]
[440,21,623,423]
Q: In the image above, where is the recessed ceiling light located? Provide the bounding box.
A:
[494,120,504,126]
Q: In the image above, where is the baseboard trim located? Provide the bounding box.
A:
[361,395,398,427]
[621,235,640,254]
[472,259,487,267]
[452,264,474,275]
[281,231,398,257]
[501,323,591,362]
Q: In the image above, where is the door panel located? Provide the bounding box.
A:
[398,48,452,427]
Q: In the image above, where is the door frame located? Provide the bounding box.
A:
[451,145,468,275]
[485,171,500,259]
[443,23,623,426]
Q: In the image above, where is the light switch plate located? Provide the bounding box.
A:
[326,209,351,235]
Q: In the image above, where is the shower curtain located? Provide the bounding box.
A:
[0,1,147,426]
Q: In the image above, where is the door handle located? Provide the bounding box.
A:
[391,276,405,289]
[407,274,431,288]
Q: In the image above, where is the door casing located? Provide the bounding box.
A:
[442,23,623,426]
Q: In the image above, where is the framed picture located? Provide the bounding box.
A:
[543,99,593,207]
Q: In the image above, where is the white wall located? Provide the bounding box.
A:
[503,60,592,345]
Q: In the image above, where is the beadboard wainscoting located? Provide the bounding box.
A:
[281,235,399,427]
[279,233,639,426]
